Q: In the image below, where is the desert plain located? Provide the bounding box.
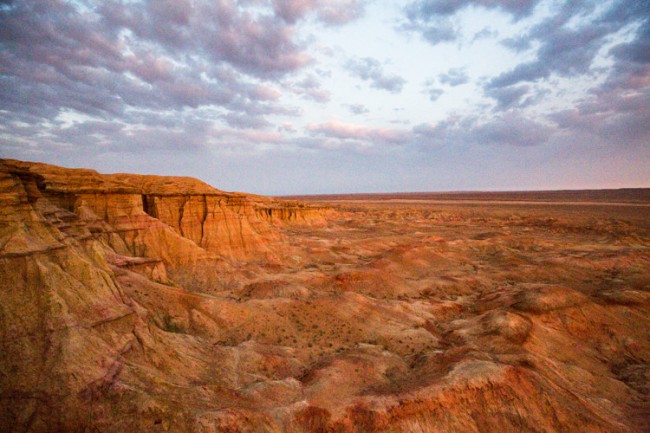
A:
[1,159,649,432]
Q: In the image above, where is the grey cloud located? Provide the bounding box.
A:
[439,68,469,86]
[550,89,650,148]
[402,0,541,44]
[207,127,285,150]
[250,85,282,102]
[61,120,125,138]
[292,136,365,151]
[472,27,498,42]
[2,111,213,157]
[196,4,310,78]
[0,0,312,136]
[475,113,551,146]
[40,112,284,156]
[346,104,370,115]
[485,0,649,123]
[98,0,312,78]
[346,57,406,93]
[412,115,480,148]
[490,30,602,88]
[309,112,553,147]
[485,85,530,110]
[400,15,457,44]
[272,0,365,25]
[147,0,193,26]
[413,112,551,147]
[428,88,444,101]
[422,79,443,101]
[501,34,532,51]
[290,74,331,103]
[489,0,649,89]
[609,23,650,65]
[273,0,314,23]
[222,113,272,130]
[406,0,540,19]
[602,18,650,92]
[302,89,331,103]
[0,0,317,162]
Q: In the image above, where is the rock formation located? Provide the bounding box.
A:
[1,159,648,433]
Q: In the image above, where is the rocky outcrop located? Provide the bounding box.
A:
[0,159,328,262]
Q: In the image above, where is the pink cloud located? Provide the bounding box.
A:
[273,0,364,24]
[309,121,412,144]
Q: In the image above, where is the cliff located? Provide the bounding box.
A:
[1,159,327,261]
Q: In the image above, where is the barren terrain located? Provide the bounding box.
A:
[1,160,649,432]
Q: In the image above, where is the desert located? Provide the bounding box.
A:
[1,159,648,432]
[2,0,649,431]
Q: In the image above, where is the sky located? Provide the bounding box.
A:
[0,0,648,195]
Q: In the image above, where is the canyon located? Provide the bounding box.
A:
[0,159,648,433]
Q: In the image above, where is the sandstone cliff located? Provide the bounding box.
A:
[1,159,327,264]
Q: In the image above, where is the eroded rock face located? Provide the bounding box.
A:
[1,159,648,433]
[0,159,328,431]
[1,159,327,261]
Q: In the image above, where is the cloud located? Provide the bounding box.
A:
[1,111,215,156]
[402,0,541,44]
[0,0,322,129]
[346,104,370,114]
[309,120,412,145]
[481,0,650,140]
[406,0,541,19]
[413,112,552,147]
[308,112,554,148]
[272,0,365,25]
[485,85,530,110]
[98,0,313,78]
[400,14,457,44]
[289,74,331,103]
[472,27,499,42]
[0,0,332,159]
[501,34,533,51]
[315,1,365,25]
[222,112,272,130]
[549,88,650,148]
[273,0,315,23]
[209,127,285,149]
[422,79,444,101]
[346,57,406,93]
[473,113,552,146]
[428,89,444,101]
[489,1,649,89]
[439,68,469,86]
[602,17,650,93]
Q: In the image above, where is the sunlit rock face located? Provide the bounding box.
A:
[1,159,648,433]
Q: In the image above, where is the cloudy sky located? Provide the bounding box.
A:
[1,0,648,194]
